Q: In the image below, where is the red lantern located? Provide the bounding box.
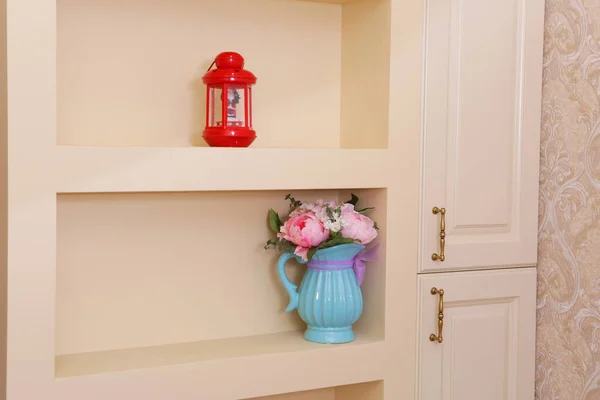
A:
[202,52,257,147]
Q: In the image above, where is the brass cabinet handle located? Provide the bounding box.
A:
[429,287,444,343]
[431,207,446,262]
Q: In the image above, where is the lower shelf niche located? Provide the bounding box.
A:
[55,189,386,377]
[246,380,384,400]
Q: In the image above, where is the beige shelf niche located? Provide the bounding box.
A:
[247,380,383,400]
[57,0,390,149]
[56,188,387,378]
[298,0,350,4]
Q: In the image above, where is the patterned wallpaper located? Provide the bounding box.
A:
[536,0,600,398]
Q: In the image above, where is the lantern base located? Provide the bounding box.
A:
[203,127,256,148]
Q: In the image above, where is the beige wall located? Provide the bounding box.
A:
[536,0,600,398]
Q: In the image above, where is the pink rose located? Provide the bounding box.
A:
[341,203,355,214]
[294,246,309,261]
[341,208,377,245]
[278,211,329,259]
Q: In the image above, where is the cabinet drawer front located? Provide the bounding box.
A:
[417,268,536,400]
[420,0,545,272]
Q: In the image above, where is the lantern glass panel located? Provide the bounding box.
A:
[248,86,253,128]
[208,86,223,128]
[226,86,246,128]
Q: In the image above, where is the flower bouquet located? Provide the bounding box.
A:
[266,194,378,344]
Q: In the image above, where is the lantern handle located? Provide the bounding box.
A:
[206,60,216,72]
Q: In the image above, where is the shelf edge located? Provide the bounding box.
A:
[54,334,387,400]
[54,147,391,193]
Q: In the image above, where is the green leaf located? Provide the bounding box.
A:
[326,206,335,220]
[267,209,282,234]
[356,207,375,214]
[345,193,359,206]
[265,237,296,252]
[307,248,318,261]
[285,194,302,209]
[318,236,356,250]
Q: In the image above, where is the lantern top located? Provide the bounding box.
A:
[203,52,257,85]
[215,52,244,69]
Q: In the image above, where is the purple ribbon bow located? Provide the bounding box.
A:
[353,244,379,286]
[306,244,379,286]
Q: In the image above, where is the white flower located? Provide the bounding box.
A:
[294,200,348,233]
[324,220,342,232]
[322,212,346,233]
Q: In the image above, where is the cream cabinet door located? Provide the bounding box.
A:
[420,0,545,272]
[417,268,536,400]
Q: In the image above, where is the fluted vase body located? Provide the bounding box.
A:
[277,244,365,344]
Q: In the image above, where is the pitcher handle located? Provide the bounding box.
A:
[277,252,300,312]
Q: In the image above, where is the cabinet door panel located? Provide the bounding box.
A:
[420,0,544,272]
[417,268,536,400]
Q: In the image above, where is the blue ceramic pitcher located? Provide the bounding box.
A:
[277,243,368,344]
